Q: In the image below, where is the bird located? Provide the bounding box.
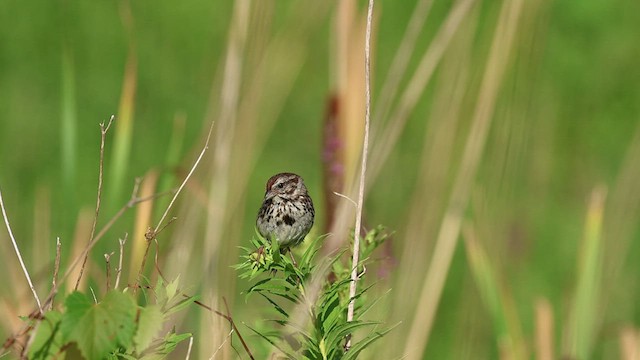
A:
[256,172,315,253]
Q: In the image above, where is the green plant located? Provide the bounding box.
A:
[27,277,194,360]
[235,226,394,359]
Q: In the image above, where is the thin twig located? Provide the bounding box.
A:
[179,296,254,360]
[51,237,61,310]
[155,123,214,235]
[89,287,97,304]
[104,252,114,290]
[1,183,171,352]
[345,0,374,351]
[209,329,234,360]
[0,188,43,314]
[135,120,215,290]
[114,233,127,290]
[75,115,115,290]
[185,336,194,360]
[223,297,255,360]
[47,182,162,304]
[153,238,165,280]
[333,191,358,208]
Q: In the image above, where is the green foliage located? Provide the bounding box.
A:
[27,277,194,360]
[235,226,393,359]
[61,291,136,359]
[29,311,64,360]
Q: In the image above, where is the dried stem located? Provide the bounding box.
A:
[75,115,115,290]
[104,252,114,290]
[345,0,374,351]
[51,237,62,310]
[209,329,234,360]
[134,120,215,290]
[154,123,214,235]
[185,295,254,360]
[402,0,524,356]
[0,189,43,314]
[1,182,170,353]
[46,181,163,304]
[185,336,194,360]
[114,233,127,289]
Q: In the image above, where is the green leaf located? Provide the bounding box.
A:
[155,278,166,306]
[165,275,180,300]
[162,332,192,354]
[164,295,196,316]
[61,291,137,360]
[259,293,289,319]
[246,324,297,359]
[300,234,329,267]
[317,291,342,334]
[342,323,398,360]
[29,311,64,360]
[134,305,164,352]
[325,320,378,352]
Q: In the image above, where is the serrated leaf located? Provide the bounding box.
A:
[61,291,136,360]
[29,311,63,360]
[134,305,164,352]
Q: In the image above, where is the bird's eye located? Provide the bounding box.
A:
[276,183,284,189]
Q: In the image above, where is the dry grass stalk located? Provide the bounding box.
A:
[535,298,554,360]
[368,0,477,184]
[402,0,525,356]
[114,234,127,290]
[0,189,42,314]
[345,0,374,351]
[75,115,114,290]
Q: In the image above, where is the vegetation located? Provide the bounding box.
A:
[1,0,640,358]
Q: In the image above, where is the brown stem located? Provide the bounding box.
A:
[75,115,114,290]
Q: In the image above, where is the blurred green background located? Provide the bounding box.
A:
[1,0,640,358]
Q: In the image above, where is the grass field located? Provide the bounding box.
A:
[1,0,640,358]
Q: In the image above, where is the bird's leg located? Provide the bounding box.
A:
[289,251,298,268]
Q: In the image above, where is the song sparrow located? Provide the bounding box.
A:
[256,173,315,251]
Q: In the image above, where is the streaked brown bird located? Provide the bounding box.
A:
[256,173,315,251]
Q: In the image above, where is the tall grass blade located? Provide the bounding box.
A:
[402,0,525,357]
[567,186,606,359]
[60,46,77,210]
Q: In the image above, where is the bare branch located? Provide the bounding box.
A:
[135,120,215,290]
[345,0,374,351]
[154,121,215,235]
[114,233,127,290]
[0,189,43,314]
[75,115,115,290]
[2,182,171,353]
[104,252,114,290]
[46,179,167,305]
[209,329,234,360]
